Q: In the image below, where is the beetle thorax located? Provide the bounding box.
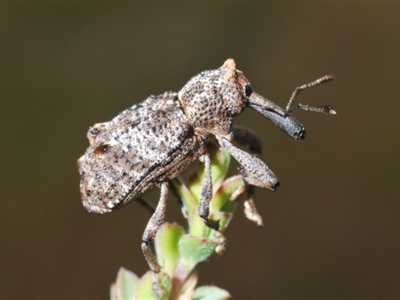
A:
[178,64,248,138]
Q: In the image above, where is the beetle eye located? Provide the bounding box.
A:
[244,84,253,97]
[94,142,110,154]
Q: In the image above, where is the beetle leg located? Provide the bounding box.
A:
[232,126,264,227]
[244,198,264,227]
[141,181,169,273]
[197,152,219,230]
[216,135,279,191]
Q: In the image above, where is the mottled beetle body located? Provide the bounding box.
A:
[78,92,204,214]
[78,59,335,278]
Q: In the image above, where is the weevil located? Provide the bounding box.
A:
[77,58,335,276]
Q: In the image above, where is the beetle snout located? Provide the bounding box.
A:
[272,181,280,190]
[296,129,306,140]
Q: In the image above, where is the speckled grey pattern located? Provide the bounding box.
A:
[77,91,204,214]
[178,59,249,138]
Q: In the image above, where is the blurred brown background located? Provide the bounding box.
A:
[1,3,399,299]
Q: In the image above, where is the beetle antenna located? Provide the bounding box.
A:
[285,75,336,114]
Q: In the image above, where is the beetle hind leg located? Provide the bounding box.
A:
[141,181,169,274]
[197,152,220,230]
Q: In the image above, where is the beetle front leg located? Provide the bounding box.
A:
[141,181,169,274]
[216,135,279,190]
[216,133,273,225]
[232,126,265,227]
[197,152,219,230]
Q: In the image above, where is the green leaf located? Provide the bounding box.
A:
[210,175,245,231]
[155,223,185,277]
[171,177,197,218]
[110,267,139,300]
[136,271,171,300]
[212,175,244,211]
[193,285,231,300]
[179,234,217,270]
[207,140,231,184]
[135,271,156,300]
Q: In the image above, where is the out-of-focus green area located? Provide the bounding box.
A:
[1,3,399,299]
